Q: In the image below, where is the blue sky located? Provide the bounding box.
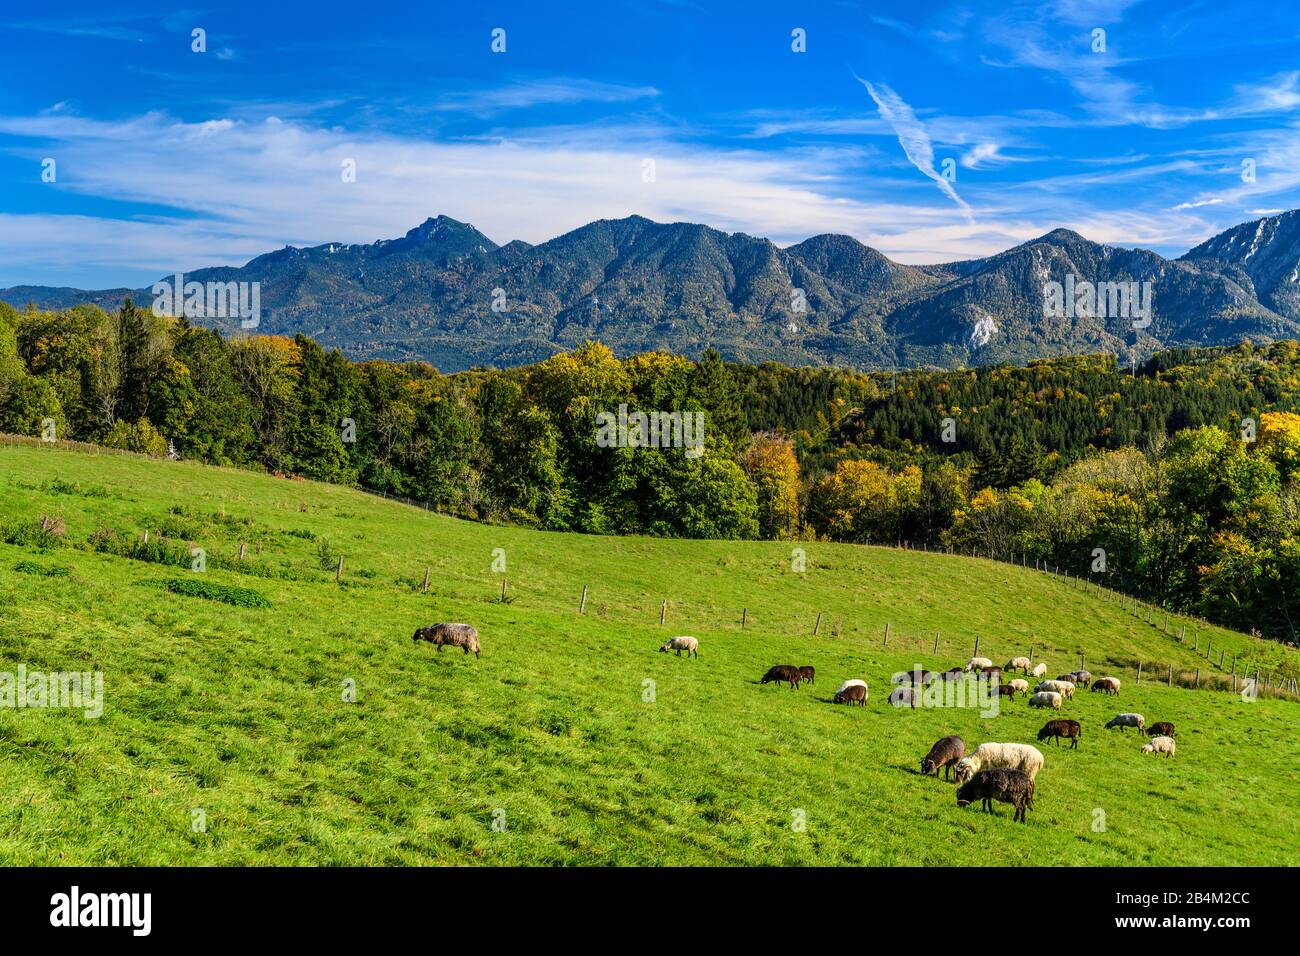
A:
[3,0,1300,287]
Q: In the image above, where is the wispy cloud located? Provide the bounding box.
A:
[433,78,660,115]
[855,77,974,223]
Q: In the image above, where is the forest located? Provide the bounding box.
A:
[3,298,1299,642]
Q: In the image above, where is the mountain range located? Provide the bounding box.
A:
[7,210,1300,372]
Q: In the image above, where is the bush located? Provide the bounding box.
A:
[165,578,271,608]
[103,418,168,457]
[14,561,71,577]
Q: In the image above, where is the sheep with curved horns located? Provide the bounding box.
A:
[413,623,481,658]
[953,742,1044,784]
[658,635,698,658]
[1029,691,1062,710]
[1141,736,1176,757]
[1005,656,1032,674]
[833,679,868,706]
[965,657,993,672]
[1035,679,1076,700]
[1105,713,1146,732]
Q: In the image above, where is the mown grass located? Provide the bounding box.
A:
[0,443,1297,865]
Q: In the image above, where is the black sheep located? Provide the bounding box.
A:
[1037,718,1082,749]
[920,735,966,780]
[761,664,801,689]
[956,768,1035,822]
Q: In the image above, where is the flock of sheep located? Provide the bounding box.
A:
[413,624,1181,825]
[663,638,1181,825]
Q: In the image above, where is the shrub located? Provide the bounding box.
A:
[165,578,271,608]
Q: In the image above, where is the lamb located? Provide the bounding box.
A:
[1007,678,1030,695]
[953,742,1044,783]
[1037,718,1082,749]
[833,679,868,706]
[1091,676,1121,695]
[1005,656,1032,674]
[1140,736,1176,757]
[412,623,481,658]
[956,768,1035,822]
[762,664,801,689]
[1029,691,1062,710]
[1035,679,1076,700]
[1031,663,1048,679]
[888,686,918,708]
[965,656,993,672]
[921,735,966,780]
[658,635,699,658]
[1105,713,1145,732]
[1147,722,1176,738]
[798,665,815,684]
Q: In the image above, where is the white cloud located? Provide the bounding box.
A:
[1172,198,1223,210]
[433,78,660,114]
[855,78,975,223]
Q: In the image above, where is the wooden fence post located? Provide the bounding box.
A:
[579,585,588,614]
[1195,667,1200,688]
[421,567,430,593]
[142,530,150,545]
[814,612,822,637]
[741,607,747,628]
[933,632,940,655]
[884,623,891,645]
[1167,663,1173,687]
[238,542,247,561]
[659,601,667,626]
[1136,661,1142,683]
[335,555,344,582]
[500,578,507,602]
[973,635,981,656]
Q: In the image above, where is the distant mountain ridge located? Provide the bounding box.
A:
[6,210,1300,372]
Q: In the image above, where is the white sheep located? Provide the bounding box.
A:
[1140,736,1176,757]
[1007,678,1030,695]
[965,656,993,672]
[1031,662,1048,679]
[888,686,918,708]
[1005,656,1032,673]
[1106,713,1145,732]
[835,678,867,695]
[1035,679,1076,700]
[953,742,1044,783]
[1029,691,1062,710]
[658,635,698,658]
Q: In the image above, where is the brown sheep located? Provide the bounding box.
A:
[834,683,867,706]
[921,735,966,780]
[956,768,1035,823]
[1091,676,1121,695]
[1147,722,1176,737]
[996,684,1018,699]
[798,665,816,685]
[1037,718,1082,749]
[412,623,480,658]
[762,664,801,689]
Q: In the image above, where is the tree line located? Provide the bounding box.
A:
[3,299,1298,642]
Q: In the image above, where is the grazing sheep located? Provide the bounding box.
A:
[1072,670,1093,687]
[1008,678,1029,695]
[888,686,918,708]
[1037,718,1082,749]
[982,666,1003,679]
[895,668,934,686]
[798,665,816,685]
[956,768,1035,822]
[941,668,965,682]
[966,656,993,672]
[1091,676,1121,695]
[921,735,966,781]
[1005,656,1032,674]
[413,623,481,658]
[1147,722,1176,738]
[1057,673,1080,684]
[1105,713,1145,732]
[996,683,1018,699]
[953,742,1044,783]
[1035,679,1076,700]
[1029,691,1063,710]
[833,679,868,706]
[762,664,802,689]
[658,635,699,658]
[1031,663,1048,679]
[1140,736,1176,757]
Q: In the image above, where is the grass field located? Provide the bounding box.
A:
[0,441,1297,865]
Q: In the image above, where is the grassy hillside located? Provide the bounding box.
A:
[0,442,1297,865]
